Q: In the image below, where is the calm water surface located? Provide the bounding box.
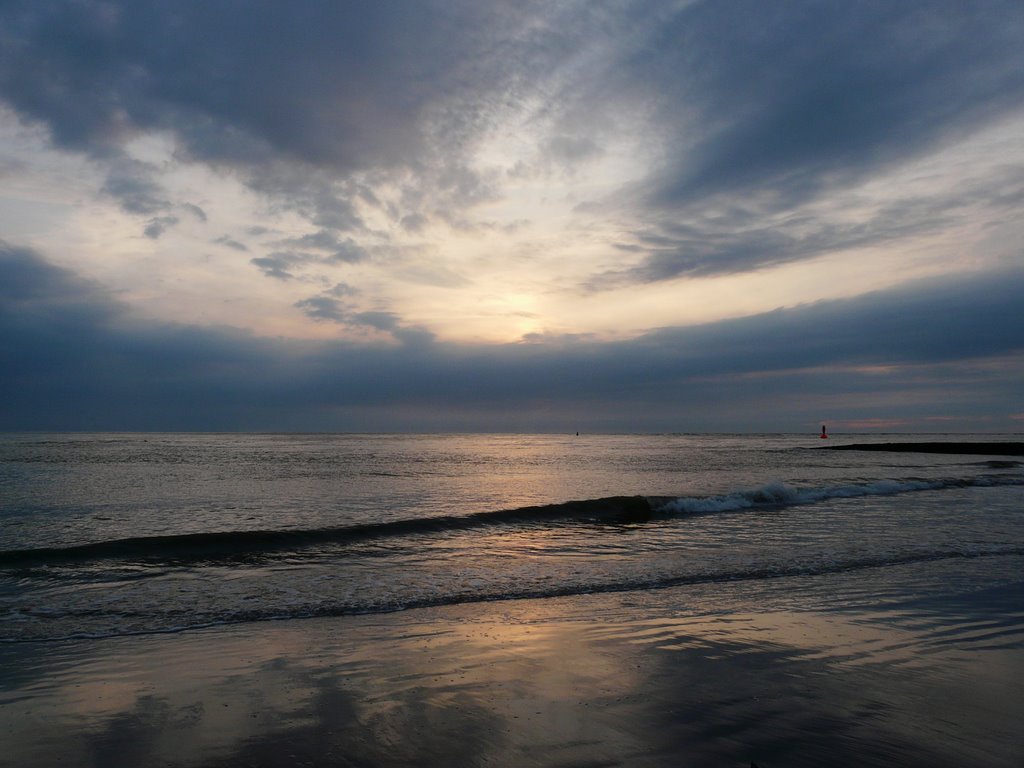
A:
[1,432,1021,641]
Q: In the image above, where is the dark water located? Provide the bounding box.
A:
[1,432,1022,641]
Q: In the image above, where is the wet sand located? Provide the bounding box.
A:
[825,442,1024,455]
[2,569,1023,768]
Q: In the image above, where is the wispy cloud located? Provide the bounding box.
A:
[1,2,1023,429]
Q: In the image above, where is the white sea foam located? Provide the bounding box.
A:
[658,476,1021,515]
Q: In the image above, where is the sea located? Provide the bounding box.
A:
[1,432,1022,644]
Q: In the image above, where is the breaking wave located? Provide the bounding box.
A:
[2,474,1021,569]
[658,475,1024,514]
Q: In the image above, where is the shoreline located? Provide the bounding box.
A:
[823,441,1024,455]
[3,560,1022,768]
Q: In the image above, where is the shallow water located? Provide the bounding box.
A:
[1,432,1022,641]
[1,565,1021,768]
[1,433,1023,766]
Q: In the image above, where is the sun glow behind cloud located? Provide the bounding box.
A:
[0,0,1022,430]
[8,103,1022,346]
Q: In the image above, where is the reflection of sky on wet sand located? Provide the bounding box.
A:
[2,579,1022,767]
[582,588,1024,767]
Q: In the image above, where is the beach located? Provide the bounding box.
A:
[3,556,1023,768]
[4,1,1024,763]
[2,433,1023,766]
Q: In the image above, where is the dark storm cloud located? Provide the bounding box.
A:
[0,2,640,266]
[3,243,1022,431]
[0,1,447,167]
[583,0,1024,285]
[595,165,1024,284]
[629,0,1024,208]
[0,242,113,313]
[0,242,297,429]
[2,2,1023,431]
[0,1,564,223]
[2,1,1020,285]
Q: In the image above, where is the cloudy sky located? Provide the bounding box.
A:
[1,0,1022,432]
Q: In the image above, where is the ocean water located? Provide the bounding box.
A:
[1,432,1022,643]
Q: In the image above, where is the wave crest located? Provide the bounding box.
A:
[658,475,1022,515]
[3,475,1021,569]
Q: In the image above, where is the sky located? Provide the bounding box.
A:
[1,0,1023,433]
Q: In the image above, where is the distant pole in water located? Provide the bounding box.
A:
[820,424,828,439]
